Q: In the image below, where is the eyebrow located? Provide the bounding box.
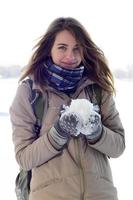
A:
[57,43,79,47]
[57,43,68,46]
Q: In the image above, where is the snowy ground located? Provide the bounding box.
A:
[0,78,132,200]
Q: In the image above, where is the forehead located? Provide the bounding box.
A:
[54,30,78,45]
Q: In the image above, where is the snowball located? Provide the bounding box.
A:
[61,99,98,136]
[69,99,94,123]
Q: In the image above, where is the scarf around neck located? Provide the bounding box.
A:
[43,58,84,93]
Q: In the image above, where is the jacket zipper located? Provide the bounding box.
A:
[76,137,85,200]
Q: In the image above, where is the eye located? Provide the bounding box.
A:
[58,46,66,51]
[74,47,79,51]
[73,47,80,54]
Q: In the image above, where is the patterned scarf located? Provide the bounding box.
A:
[43,58,84,93]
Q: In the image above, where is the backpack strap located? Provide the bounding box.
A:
[22,79,44,136]
[15,79,44,199]
[85,83,102,112]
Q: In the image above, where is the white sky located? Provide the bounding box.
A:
[0,0,133,69]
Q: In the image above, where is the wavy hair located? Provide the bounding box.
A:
[20,17,115,93]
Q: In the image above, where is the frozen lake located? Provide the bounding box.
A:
[0,78,133,200]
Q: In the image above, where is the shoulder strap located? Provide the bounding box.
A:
[86,83,102,109]
[22,79,44,136]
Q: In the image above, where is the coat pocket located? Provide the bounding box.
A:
[85,173,118,200]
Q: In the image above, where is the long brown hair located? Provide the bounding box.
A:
[20,17,115,93]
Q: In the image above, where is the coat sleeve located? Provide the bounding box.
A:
[88,89,125,158]
[10,83,61,171]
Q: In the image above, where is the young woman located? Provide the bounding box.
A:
[10,17,125,200]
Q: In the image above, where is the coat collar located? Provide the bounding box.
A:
[29,75,95,99]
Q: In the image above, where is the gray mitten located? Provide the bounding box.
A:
[48,107,81,150]
[59,112,82,136]
[84,111,102,143]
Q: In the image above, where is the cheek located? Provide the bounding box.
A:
[51,53,62,65]
[78,56,82,64]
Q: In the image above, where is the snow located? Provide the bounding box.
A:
[0,78,133,200]
[69,99,94,122]
[61,99,100,136]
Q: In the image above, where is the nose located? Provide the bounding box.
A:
[65,51,75,63]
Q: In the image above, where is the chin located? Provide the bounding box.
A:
[63,66,77,70]
[60,63,78,69]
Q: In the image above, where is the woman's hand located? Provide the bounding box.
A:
[83,111,103,143]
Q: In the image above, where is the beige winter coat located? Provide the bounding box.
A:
[10,78,125,200]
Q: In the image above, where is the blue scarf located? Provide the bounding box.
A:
[43,59,84,93]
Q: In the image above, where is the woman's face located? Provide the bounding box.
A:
[51,30,82,69]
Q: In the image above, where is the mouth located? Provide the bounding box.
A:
[61,62,78,69]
